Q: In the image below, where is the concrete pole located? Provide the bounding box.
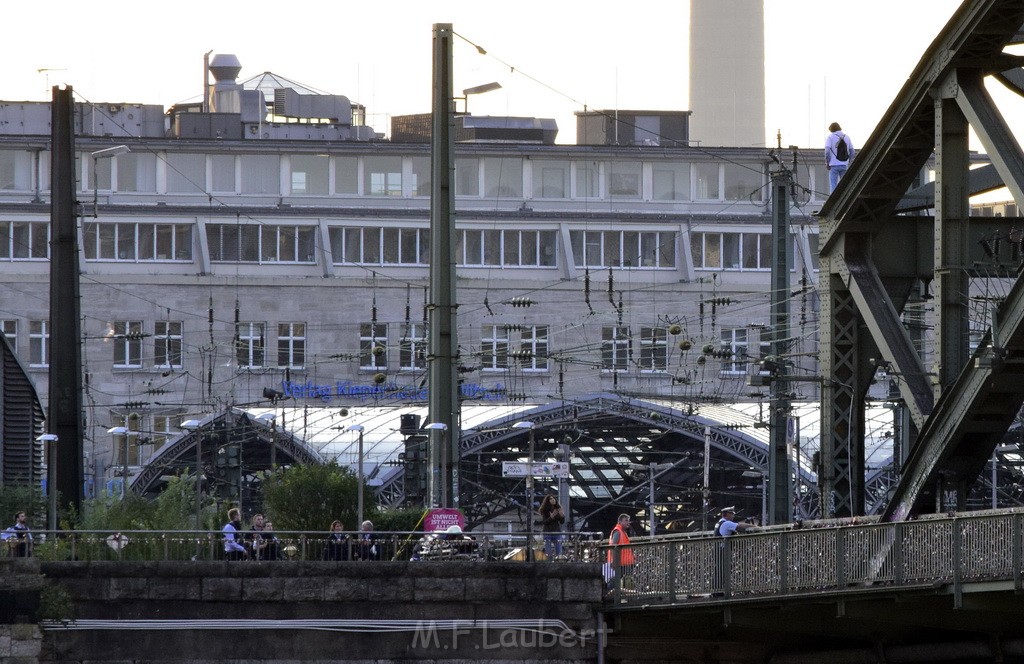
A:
[428,23,460,509]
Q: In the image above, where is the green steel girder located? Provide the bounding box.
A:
[819,0,1024,520]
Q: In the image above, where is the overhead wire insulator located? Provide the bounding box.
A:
[508,297,535,308]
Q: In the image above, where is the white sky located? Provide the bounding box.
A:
[1,0,1010,151]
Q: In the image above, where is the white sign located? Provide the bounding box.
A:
[502,461,570,478]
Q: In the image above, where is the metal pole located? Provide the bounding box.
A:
[526,427,535,561]
[428,23,460,509]
[649,461,657,536]
[48,441,57,531]
[761,475,768,526]
[122,435,128,499]
[195,434,202,529]
[702,426,711,530]
[992,450,998,510]
[357,429,365,527]
[768,160,793,525]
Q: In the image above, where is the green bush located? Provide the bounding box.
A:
[261,461,368,531]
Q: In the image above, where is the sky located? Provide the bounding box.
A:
[1,0,1011,151]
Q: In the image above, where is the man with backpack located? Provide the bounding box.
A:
[824,122,856,193]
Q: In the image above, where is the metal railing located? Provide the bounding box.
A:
[4,529,603,564]
[602,510,1024,606]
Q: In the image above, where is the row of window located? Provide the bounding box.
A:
[0,220,820,272]
[0,149,807,203]
[2,319,766,375]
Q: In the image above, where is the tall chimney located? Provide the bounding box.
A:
[689,0,766,147]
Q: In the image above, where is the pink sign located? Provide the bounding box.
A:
[424,508,465,532]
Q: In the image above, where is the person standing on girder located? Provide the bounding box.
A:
[824,122,856,193]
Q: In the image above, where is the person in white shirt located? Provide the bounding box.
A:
[222,507,248,560]
[824,122,856,193]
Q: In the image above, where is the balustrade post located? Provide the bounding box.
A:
[893,522,904,586]
[778,531,788,594]
[723,538,732,598]
[835,527,845,588]
[952,518,962,609]
[667,541,677,602]
[1014,513,1022,591]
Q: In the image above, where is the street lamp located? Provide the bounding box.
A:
[91,145,129,218]
[513,421,536,561]
[107,426,139,499]
[345,424,366,527]
[180,419,203,529]
[458,81,502,114]
[424,422,448,508]
[36,434,58,531]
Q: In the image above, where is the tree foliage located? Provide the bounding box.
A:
[261,461,366,532]
[0,483,45,529]
[76,474,217,531]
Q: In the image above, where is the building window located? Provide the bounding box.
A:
[364,156,402,196]
[290,154,329,195]
[0,150,34,190]
[0,319,16,353]
[334,156,358,194]
[455,158,480,196]
[83,222,193,262]
[533,160,569,199]
[152,414,186,447]
[330,227,430,266]
[360,323,388,370]
[691,232,770,271]
[210,154,236,193]
[110,413,146,467]
[0,221,49,260]
[602,326,631,372]
[481,325,509,371]
[574,162,600,198]
[653,163,691,200]
[112,321,144,369]
[400,323,426,371]
[410,156,431,196]
[116,152,157,193]
[720,327,768,375]
[278,322,306,369]
[520,325,549,372]
[236,322,265,369]
[694,162,720,199]
[29,320,48,367]
[459,229,558,268]
[240,155,280,195]
[482,157,523,198]
[154,321,182,369]
[639,327,667,372]
[166,153,206,194]
[570,230,676,268]
[607,161,642,199]
[207,224,316,263]
[724,162,764,202]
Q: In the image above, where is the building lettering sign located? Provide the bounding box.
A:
[279,380,507,403]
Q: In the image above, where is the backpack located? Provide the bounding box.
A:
[834,134,849,162]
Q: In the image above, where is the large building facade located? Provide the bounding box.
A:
[0,65,828,499]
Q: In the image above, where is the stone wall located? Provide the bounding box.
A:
[37,561,603,663]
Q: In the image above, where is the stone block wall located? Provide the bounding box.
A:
[38,561,604,662]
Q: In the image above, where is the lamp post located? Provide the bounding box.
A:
[181,419,203,529]
[90,145,129,218]
[424,422,448,508]
[458,82,502,114]
[513,421,536,561]
[345,424,366,527]
[107,426,139,499]
[256,412,278,470]
[36,434,58,531]
[742,470,768,526]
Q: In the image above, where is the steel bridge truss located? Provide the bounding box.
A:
[819,0,1024,519]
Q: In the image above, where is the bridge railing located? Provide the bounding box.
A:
[3,529,603,563]
[602,510,1024,606]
